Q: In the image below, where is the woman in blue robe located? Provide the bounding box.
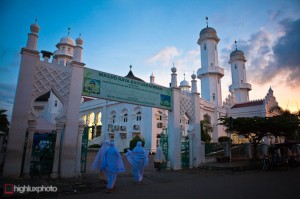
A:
[126,141,149,184]
[101,141,125,193]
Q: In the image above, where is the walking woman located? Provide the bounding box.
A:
[126,141,149,184]
[91,140,110,183]
[101,141,125,193]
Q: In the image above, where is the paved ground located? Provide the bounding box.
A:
[1,151,299,199]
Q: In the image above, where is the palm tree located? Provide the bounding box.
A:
[0,109,10,134]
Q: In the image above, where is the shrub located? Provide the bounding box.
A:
[89,144,100,148]
[218,136,231,143]
[129,135,145,151]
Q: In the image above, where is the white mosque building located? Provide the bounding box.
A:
[78,23,279,152]
[4,20,281,178]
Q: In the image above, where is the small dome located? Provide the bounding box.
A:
[76,35,83,46]
[230,49,244,57]
[180,79,190,88]
[30,22,40,34]
[191,73,196,80]
[60,36,75,46]
[171,66,177,73]
[200,27,217,36]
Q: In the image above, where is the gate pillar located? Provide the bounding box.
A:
[50,121,64,179]
[76,121,86,176]
[23,120,37,178]
[168,87,181,170]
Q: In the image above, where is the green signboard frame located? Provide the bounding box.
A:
[82,68,172,110]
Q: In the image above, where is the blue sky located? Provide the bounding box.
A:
[1,0,300,121]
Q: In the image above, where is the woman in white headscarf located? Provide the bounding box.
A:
[154,145,166,171]
[101,140,125,193]
[91,140,110,183]
[126,141,149,184]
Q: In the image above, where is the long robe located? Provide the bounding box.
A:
[154,146,166,163]
[91,140,110,170]
[101,143,125,189]
[126,141,149,182]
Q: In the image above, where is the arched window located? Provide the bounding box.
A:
[112,115,116,124]
[136,111,142,121]
[54,100,58,107]
[123,113,128,122]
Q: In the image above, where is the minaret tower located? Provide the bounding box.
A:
[53,27,75,66]
[197,17,224,106]
[229,41,252,103]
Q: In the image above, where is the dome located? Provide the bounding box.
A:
[30,22,40,34]
[171,66,177,73]
[76,35,83,46]
[180,79,190,88]
[200,27,217,36]
[230,49,244,57]
[191,73,196,80]
[59,36,75,46]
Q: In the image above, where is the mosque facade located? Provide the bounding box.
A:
[3,20,279,178]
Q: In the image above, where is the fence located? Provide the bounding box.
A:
[205,143,268,159]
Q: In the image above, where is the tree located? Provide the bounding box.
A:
[0,109,10,133]
[200,120,212,143]
[218,111,300,160]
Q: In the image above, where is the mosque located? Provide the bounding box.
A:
[79,22,279,152]
[3,19,279,178]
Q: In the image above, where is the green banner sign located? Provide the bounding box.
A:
[82,68,172,110]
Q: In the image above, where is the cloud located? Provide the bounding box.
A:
[0,83,16,105]
[147,46,181,67]
[260,18,300,87]
[145,47,200,86]
[219,18,300,89]
[267,10,283,22]
[0,83,16,121]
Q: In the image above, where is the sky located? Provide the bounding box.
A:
[0,0,300,121]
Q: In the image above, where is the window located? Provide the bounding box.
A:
[235,64,237,69]
[112,115,116,124]
[136,111,142,121]
[62,47,65,50]
[123,113,128,123]
[68,48,71,52]
[54,100,58,107]
[215,44,217,50]
[204,44,207,50]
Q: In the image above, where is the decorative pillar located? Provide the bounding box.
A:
[75,121,85,177]
[187,126,194,169]
[23,120,37,178]
[191,75,202,167]
[50,121,64,179]
[168,88,181,170]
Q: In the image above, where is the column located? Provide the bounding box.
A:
[168,88,181,170]
[75,121,85,177]
[188,128,194,169]
[23,120,37,178]
[50,121,64,179]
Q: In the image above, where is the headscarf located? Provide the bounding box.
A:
[154,145,166,163]
[126,141,149,167]
[101,140,125,173]
[91,140,110,170]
